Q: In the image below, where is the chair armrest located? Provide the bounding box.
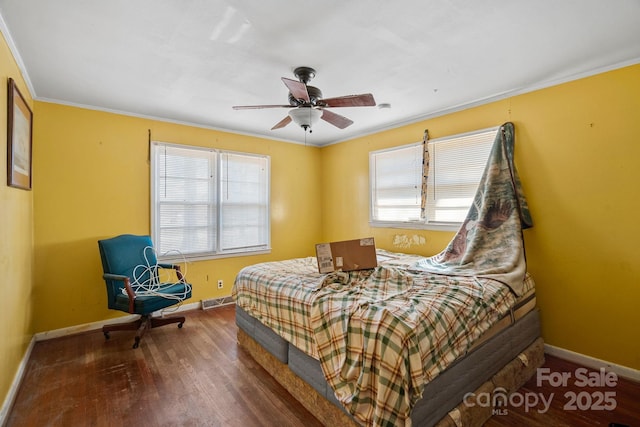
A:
[103,273,136,313]
[157,263,186,282]
[157,263,177,269]
[103,273,128,281]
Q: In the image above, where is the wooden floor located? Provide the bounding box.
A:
[6,305,640,427]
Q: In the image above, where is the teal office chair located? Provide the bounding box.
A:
[98,234,192,348]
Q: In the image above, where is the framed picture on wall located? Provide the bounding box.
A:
[7,77,33,190]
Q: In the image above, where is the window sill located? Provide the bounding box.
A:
[369,221,460,232]
[159,248,272,263]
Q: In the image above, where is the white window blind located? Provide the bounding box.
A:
[369,127,496,229]
[425,128,496,224]
[370,143,423,222]
[151,142,270,260]
[219,152,270,252]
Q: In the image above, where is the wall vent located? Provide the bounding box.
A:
[201,297,234,310]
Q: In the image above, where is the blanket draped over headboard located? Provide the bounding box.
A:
[412,121,533,296]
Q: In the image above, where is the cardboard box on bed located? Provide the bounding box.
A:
[315,237,377,273]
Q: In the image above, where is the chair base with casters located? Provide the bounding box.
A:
[102,314,186,349]
[98,234,192,349]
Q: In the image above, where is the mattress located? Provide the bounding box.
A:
[233,251,534,357]
[234,282,536,367]
[233,250,538,426]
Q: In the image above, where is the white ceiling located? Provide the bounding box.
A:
[1,1,639,146]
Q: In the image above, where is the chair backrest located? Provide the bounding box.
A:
[98,234,158,306]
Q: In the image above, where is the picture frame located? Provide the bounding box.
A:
[7,77,33,190]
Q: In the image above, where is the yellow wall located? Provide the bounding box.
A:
[321,64,640,370]
[32,102,323,331]
[3,29,639,415]
[22,65,640,371]
[0,33,34,411]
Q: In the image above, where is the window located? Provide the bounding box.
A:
[370,142,423,222]
[370,127,497,230]
[151,142,270,260]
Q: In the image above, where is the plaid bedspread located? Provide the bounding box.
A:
[232,256,327,357]
[233,251,520,427]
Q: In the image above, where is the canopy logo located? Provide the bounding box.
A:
[463,367,618,415]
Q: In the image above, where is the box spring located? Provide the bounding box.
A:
[236,306,543,426]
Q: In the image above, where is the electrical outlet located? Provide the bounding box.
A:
[217,279,224,289]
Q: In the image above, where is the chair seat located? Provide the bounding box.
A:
[114,282,192,315]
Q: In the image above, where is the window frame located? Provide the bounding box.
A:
[369,141,424,227]
[150,141,271,262]
[369,126,498,231]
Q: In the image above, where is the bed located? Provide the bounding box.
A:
[232,250,542,427]
[232,123,541,426]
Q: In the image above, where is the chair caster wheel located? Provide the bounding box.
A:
[133,342,139,349]
[178,322,184,329]
[104,332,110,340]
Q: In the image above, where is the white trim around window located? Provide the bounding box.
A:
[150,141,270,261]
[369,126,498,231]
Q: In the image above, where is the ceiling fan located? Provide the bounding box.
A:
[232,66,376,132]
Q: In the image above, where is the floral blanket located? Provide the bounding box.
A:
[412,122,533,296]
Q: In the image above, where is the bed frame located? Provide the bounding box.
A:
[236,306,543,426]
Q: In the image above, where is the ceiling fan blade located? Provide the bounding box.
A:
[233,104,291,110]
[281,77,310,103]
[321,109,354,129]
[321,93,376,108]
[271,115,292,130]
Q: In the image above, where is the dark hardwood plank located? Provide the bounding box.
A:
[6,305,322,427]
[6,306,639,426]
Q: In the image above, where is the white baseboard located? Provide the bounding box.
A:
[33,300,202,342]
[0,337,35,427]
[544,343,640,383]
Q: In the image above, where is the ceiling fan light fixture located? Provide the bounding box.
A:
[234,67,374,132]
[288,107,322,131]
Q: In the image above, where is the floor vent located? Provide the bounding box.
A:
[201,297,234,310]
